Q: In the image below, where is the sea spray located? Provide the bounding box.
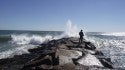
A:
[0,28,125,68]
[64,19,79,37]
[0,20,80,59]
[10,19,80,45]
[0,45,36,59]
[85,32,125,68]
[53,19,79,38]
[11,34,53,45]
[0,34,55,59]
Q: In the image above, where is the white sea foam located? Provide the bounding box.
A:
[0,34,53,59]
[10,19,79,45]
[0,19,80,59]
[0,45,36,59]
[85,33,125,68]
[101,32,125,36]
[87,37,125,49]
[11,34,53,45]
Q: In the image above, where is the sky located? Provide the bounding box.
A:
[0,0,125,32]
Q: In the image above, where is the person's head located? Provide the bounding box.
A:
[81,30,83,32]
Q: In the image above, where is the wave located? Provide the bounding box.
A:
[10,20,79,45]
[0,19,79,59]
[0,34,59,59]
[10,34,54,45]
[0,35,11,42]
[0,45,36,59]
[0,34,56,59]
[0,33,65,45]
[10,33,72,45]
[86,33,125,49]
[86,34,125,68]
[101,32,125,36]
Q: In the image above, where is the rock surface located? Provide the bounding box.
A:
[0,37,116,70]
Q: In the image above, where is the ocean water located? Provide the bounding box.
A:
[0,20,77,59]
[0,30,64,58]
[0,30,125,69]
[85,32,125,69]
[0,20,125,69]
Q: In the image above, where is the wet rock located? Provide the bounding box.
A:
[94,50,104,56]
[56,49,82,65]
[22,55,52,69]
[76,54,104,67]
[75,64,111,70]
[84,41,96,50]
[38,64,53,69]
[99,58,113,68]
[58,44,69,50]
[53,63,76,70]
[28,46,45,53]
[22,50,59,70]
[0,37,114,70]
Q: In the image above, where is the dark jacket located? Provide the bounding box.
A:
[79,31,84,38]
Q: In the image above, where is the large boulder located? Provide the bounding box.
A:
[77,54,103,67]
[56,49,82,65]
[84,42,96,50]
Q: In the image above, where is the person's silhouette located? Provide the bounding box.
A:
[79,30,84,44]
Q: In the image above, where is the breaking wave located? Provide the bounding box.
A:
[10,20,79,45]
[101,32,125,36]
[10,34,53,45]
[86,32,125,68]
[0,45,36,59]
[0,19,79,59]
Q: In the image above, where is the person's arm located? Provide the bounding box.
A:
[82,32,84,36]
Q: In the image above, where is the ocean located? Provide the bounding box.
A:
[0,30,63,59]
[0,30,125,69]
[86,32,125,69]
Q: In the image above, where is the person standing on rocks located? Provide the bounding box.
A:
[79,30,84,44]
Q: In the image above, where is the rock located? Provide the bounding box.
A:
[22,50,59,70]
[58,44,69,50]
[77,54,104,67]
[0,37,114,70]
[38,64,53,69]
[53,63,76,70]
[28,46,44,53]
[75,64,111,70]
[22,55,52,69]
[99,58,113,68]
[85,42,96,50]
[94,50,104,56]
[56,49,82,65]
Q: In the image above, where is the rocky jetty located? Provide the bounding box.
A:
[0,37,114,70]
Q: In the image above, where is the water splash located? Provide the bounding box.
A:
[64,19,79,37]
[0,45,36,59]
[53,19,79,38]
[10,20,79,45]
[11,34,53,45]
[0,19,80,59]
[85,33,125,68]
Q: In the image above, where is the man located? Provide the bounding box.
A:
[79,30,84,44]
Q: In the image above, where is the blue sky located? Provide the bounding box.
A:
[0,0,125,32]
